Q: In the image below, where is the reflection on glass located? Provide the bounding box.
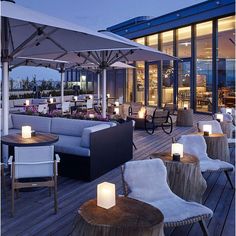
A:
[147,34,158,49]
[178,26,191,58]
[126,68,133,102]
[218,16,236,109]
[196,21,213,113]
[135,37,145,45]
[162,61,174,106]
[148,64,158,106]
[162,31,173,56]
[136,62,145,103]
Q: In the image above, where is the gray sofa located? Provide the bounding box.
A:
[8,114,133,180]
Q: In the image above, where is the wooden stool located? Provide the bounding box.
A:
[72,196,164,236]
[150,152,207,203]
[176,108,193,127]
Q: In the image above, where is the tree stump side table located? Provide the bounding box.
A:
[150,152,207,203]
[176,109,193,127]
[202,133,230,162]
[72,197,164,236]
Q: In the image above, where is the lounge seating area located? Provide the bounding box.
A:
[1,113,235,235]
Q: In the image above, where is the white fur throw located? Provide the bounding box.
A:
[178,135,234,172]
[124,159,213,224]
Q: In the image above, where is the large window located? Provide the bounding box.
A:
[178,26,191,58]
[126,68,133,102]
[136,61,145,103]
[148,64,158,106]
[135,37,145,45]
[217,16,235,109]
[147,34,158,49]
[196,21,213,113]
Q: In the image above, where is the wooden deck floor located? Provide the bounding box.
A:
[1,114,235,236]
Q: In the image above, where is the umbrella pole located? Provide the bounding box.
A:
[97,72,100,104]
[2,61,9,135]
[60,65,65,105]
[102,69,107,118]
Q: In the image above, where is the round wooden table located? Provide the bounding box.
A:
[150,152,207,203]
[176,108,193,127]
[72,196,164,236]
[200,133,230,162]
[1,133,59,147]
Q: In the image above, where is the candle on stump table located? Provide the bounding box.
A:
[25,99,30,106]
[49,98,54,103]
[203,124,212,136]
[226,108,232,114]
[74,96,78,101]
[97,182,116,209]
[114,107,119,115]
[216,113,223,122]
[171,143,183,160]
[22,126,32,139]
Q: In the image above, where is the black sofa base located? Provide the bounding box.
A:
[57,121,133,181]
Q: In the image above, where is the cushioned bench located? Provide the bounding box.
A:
[7,114,133,180]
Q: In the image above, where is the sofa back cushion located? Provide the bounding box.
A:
[1,113,13,130]
[11,114,52,133]
[51,118,115,137]
[80,124,111,148]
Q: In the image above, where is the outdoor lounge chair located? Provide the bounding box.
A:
[8,146,60,216]
[178,134,234,189]
[198,120,235,145]
[145,109,173,134]
[121,159,213,235]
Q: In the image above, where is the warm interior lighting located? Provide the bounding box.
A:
[171,143,184,158]
[226,108,232,114]
[25,100,30,106]
[216,113,223,122]
[138,107,146,119]
[97,182,116,209]
[203,124,212,135]
[114,107,119,115]
[22,126,32,139]
[49,98,54,103]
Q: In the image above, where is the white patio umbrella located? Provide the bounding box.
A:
[1,0,142,135]
[49,31,178,117]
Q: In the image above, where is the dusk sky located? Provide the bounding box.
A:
[9,0,203,81]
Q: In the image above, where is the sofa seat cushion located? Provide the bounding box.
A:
[8,128,21,135]
[54,135,90,157]
[80,124,110,148]
[51,117,116,137]
[11,114,52,133]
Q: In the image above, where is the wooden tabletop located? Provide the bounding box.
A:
[79,196,163,228]
[150,152,198,164]
[1,133,59,147]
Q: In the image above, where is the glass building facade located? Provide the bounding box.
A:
[107,0,235,113]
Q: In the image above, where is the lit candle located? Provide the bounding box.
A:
[25,100,30,106]
[226,108,232,114]
[107,94,110,98]
[171,143,183,158]
[216,113,223,122]
[114,107,119,115]
[115,101,119,107]
[22,126,32,139]
[74,96,78,101]
[49,98,54,103]
[138,107,146,119]
[97,182,116,209]
[203,124,212,136]
[89,95,93,100]
[183,103,188,110]
[89,114,95,119]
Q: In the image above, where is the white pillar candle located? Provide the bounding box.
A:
[114,107,119,115]
[183,103,188,109]
[115,101,119,107]
[107,94,110,98]
[171,143,183,158]
[74,96,78,101]
[22,126,32,139]
[25,100,30,106]
[216,113,223,122]
[49,98,54,103]
[226,108,232,114]
[89,95,93,100]
[203,124,212,134]
[97,182,116,209]
[89,114,95,119]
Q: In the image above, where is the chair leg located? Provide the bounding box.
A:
[53,161,58,214]
[224,171,234,189]
[199,220,209,236]
[132,141,137,150]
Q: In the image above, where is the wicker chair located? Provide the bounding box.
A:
[145,109,173,134]
[121,159,213,235]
